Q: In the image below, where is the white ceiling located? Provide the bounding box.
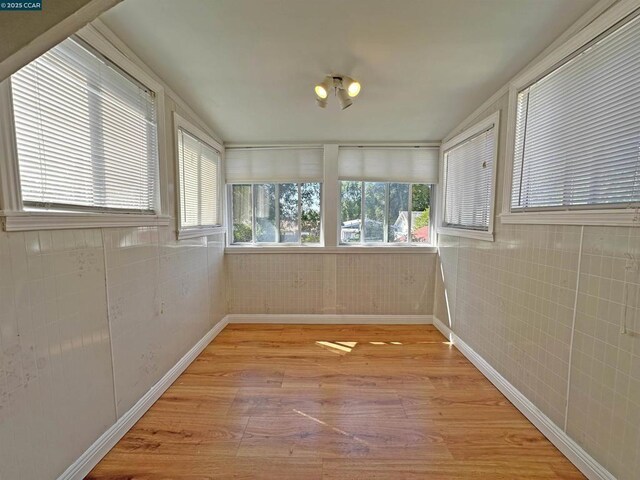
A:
[100,0,598,143]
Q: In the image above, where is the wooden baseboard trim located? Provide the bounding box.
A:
[58,317,229,480]
[226,313,433,324]
[432,317,615,480]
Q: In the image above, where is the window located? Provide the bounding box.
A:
[225,146,324,246]
[337,146,439,246]
[230,183,321,244]
[175,114,223,238]
[340,181,432,245]
[10,36,159,214]
[510,12,640,214]
[441,112,499,240]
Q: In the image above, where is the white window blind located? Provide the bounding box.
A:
[443,126,496,231]
[11,36,159,213]
[512,13,640,211]
[338,147,439,183]
[178,129,221,228]
[225,147,323,183]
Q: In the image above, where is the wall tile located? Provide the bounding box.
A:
[226,253,436,315]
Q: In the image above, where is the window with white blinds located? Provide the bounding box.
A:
[177,128,221,230]
[442,114,498,234]
[11,36,159,213]
[511,12,640,211]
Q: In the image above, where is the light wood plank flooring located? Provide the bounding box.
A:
[88,324,585,479]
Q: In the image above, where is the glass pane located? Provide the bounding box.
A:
[364,182,385,243]
[279,183,299,243]
[254,184,277,242]
[301,183,321,244]
[340,181,362,243]
[411,184,431,244]
[388,183,409,243]
[232,184,253,243]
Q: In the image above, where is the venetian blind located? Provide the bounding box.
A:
[11,36,159,213]
[444,126,495,230]
[511,13,640,211]
[178,129,221,228]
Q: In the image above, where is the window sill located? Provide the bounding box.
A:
[500,209,639,227]
[438,226,494,242]
[225,245,437,254]
[178,225,227,240]
[1,211,171,232]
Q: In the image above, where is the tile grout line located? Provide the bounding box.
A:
[100,228,119,422]
[563,225,584,433]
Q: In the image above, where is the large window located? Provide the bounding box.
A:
[441,112,499,240]
[175,114,223,237]
[510,12,640,213]
[10,36,159,213]
[340,181,432,245]
[231,183,321,244]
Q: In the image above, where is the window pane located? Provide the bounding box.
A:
[254,184,277,242]
[388,183,409,243]
[411,184,431,243]
[364,182,385,242]
[301,183,321,244]
[340,181,362,243]
[232,185,252,243]
[279,183,299,243]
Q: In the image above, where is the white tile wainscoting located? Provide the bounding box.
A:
[0,228,227,479]
[226,252,437,315]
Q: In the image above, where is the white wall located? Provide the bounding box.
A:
[0,27,226,480]
[435,92,640,480]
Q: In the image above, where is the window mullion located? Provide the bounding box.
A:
[383,183,389,243]
[297,183,302,245]
[408,184,413,245]
[275,183,281,243]
[360,181,365,244]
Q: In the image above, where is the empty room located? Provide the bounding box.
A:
[0,0,638,478]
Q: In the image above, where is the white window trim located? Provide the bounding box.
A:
[225,245,437,254]
[0,24,170,231]
[173,112,226,240]
[438,111,500,242]
[501,0,640,227]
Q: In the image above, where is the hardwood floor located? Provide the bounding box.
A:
[88,324,585,479]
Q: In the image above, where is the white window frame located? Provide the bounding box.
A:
[0,24,170,232]
[501,1,640,227]
[438,112,499,242]
[173,112,225,240]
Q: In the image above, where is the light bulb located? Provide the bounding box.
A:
[343,76,361,97]
[314,85,328,99]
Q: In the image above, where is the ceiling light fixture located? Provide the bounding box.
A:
[314,75,361,109]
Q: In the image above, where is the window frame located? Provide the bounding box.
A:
[173,112,225,240]
[501,2,640,227]
[439,112,499,242]
[338,180,435,247]
[0,25,170,232]
[227,182,323,247]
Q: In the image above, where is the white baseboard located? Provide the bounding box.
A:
[432,317,615,480]
[226,313,433,324]
[58,317,229,480]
